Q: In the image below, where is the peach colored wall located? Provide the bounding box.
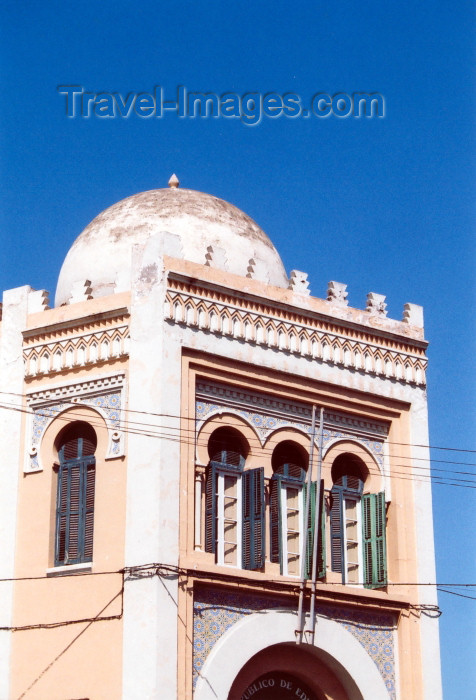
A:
[11,392,128,698]
[178,351,426,699]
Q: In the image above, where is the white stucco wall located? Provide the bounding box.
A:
[122,235,183,699]
[409,395,442,700]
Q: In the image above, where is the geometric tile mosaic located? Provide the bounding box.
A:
[193,585,396,699]
[25,373,125,472]
[195,400,385,471]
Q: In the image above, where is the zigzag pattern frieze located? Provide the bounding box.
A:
[167,279,426,354]
[23,325,130,377]
[165,290,427,386]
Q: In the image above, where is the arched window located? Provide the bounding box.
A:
[54,422,97,567]
[269,441,325,579]
[330,453,387,588]
[204,428,264,571]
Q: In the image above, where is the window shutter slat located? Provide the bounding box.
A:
[303,481,316,579]
[317,479,326,579]
[63,437,79,461]
[269,476,283,571]
[204,464,217,554]
[83,463,95,560]
[55,426,96,567]
[362,492,387,588]
[330,486,345,580]
[242,468,265,570]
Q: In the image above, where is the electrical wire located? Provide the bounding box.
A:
[1,398,474,491]
[0,389,475,455]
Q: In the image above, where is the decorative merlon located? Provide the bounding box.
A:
[327,281,348,307]
[402,303,424,328]
[68,280,93,304]
[28,289,50,313]
[204,245,228,271]
[288,270,310,296]
[366,292,387,317]
[246,257,269,283]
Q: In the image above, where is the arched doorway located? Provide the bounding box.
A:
[227,643,344,700]
[238,671,317,700]
[194,610,390,700]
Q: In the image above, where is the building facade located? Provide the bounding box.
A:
[0,179,442,699]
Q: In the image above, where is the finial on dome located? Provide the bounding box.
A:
[168,173,179,189]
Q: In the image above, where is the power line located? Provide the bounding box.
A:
[0,562,473,588]
[1,400,475,489]
[0,389,475,455]
[1,397,474,470]
[437,588,476,601]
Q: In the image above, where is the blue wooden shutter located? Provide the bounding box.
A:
[269,475,283,572]
[204,463,217,554]
[242,468,265,570]
[55,456,95,565]
[83,461,95,561]
[362,492,387,588]
[330,485,345,581]
[55,463,68,565]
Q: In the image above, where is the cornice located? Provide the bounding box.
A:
[165,277,427,386]
[167,272,428,351]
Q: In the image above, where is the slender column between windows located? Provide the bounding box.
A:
[194,466,206,550]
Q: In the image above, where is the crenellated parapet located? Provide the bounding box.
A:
[165,272,428,386]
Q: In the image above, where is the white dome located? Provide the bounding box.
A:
[55,186,289,306]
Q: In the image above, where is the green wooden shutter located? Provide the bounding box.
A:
[303,481,315,579]
[204,464,217,554]
[317,480,326,579]
[303,480,326,580]
[330,485,345,581]
[242,468,265,570]
[362,492,387,588]
[269,475,283,572]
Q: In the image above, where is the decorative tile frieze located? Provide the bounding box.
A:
[23,324,129,378]
[195,381,389,493]
[196,400,385,474]
[196,380,389,440]
[192,586,396,698]
[25,373,126,473]
[165,284,427,386]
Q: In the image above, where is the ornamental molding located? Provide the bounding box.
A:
[195,401,386,469]
[25,372,126,473]
[165,283,427,386]
[196,380,389,439]
[23,324,129,378]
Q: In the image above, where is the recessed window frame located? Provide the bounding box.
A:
[54,423,97,568]
[279,480,304,577]
[215,467,243,568]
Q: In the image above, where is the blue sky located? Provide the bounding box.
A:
[1,2,475,696]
